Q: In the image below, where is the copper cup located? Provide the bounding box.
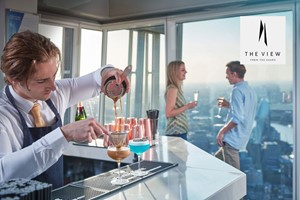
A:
[131,125,138,139]
[127,117,138,127]
[143,118,153,146]
[132,125,144,139]
[126,117,137,140]
[103,124,114,147]
[138,118,146,137]
[115,117,125,132]
[121,124,130,145]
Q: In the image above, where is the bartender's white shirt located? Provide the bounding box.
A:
[0,65,110,183]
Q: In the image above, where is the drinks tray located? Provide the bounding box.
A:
[52,160,178,200]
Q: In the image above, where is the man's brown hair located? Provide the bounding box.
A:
[1,30,61,85]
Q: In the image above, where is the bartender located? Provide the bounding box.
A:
[0,30,130,189]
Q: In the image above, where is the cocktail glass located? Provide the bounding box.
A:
[107,131,131,185]
[128,138,150,176]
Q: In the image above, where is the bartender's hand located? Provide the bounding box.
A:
[60,118,109,143]
[100,66,131,94]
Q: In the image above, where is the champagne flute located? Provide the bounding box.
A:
[107,131,131,185]
[215,97,224,118]
[128,138,150,176]
[193,91,199,103]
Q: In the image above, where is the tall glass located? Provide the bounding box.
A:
[215,97,224,118]
[128,138,150,176]
[107,131,130,185]
[193,91,199,103]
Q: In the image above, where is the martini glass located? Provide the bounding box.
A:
[128,138,150,176]
[107,131,130,185]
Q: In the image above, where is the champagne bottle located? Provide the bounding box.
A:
[75,102,87,121]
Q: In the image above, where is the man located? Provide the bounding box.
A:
[0,30,130,189]
[216,61,257,169]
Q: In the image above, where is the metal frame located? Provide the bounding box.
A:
[294,2,300,199]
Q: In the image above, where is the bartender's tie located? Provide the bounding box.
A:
[30,103,46,127]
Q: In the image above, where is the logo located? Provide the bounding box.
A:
[258,20,267,46]
[240,16,286,65]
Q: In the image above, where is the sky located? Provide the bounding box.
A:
[181,11,293,84]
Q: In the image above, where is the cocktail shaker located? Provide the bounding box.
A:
[102,65,132,100]
[146,109,159,142]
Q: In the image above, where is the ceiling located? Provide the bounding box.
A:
[38,0,287,24]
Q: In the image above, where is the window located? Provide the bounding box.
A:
[178,11,293,199]
[79,28,102,121]
[105,26,165,125]
[39,24,74,124]
[38,24,63,79]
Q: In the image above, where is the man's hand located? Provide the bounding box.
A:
[218,98,230,108]
[216,121,237,147]
[216,130,225,147]
[60,118,109,143]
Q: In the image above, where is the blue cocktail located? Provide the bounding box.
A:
[128,138,150,176]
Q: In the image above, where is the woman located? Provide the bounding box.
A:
[165,60,197,140]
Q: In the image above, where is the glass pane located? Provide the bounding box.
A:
[105,26,165,128]
[105,30,130,124]
[80,29,102,75]
[79,29,102,120]
[107,30,129,68]
[180,11,293,200]
[38,24,63,79]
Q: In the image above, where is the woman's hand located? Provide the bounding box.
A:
[186,101,197,110]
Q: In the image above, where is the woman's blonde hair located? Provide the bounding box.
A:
[166,60,185,90]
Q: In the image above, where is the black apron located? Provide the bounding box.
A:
[5,86,63,189]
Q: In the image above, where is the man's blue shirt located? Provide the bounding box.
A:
[223,81,257,150]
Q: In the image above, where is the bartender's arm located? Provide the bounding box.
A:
[0,118,107,183]
[0,65,118,183]
[0,64,128,183]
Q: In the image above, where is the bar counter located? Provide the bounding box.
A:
[63,136,246,200]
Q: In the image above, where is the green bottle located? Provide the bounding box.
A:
[75,102,87,121]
